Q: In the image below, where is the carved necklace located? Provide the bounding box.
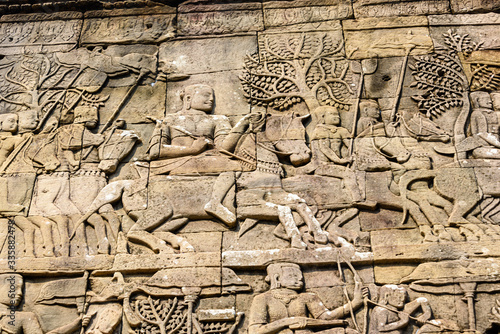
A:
[271,289,300,305]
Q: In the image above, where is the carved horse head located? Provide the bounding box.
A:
[264,112,311,166]
[398,110,450,142]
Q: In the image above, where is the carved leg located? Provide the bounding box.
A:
[87,213,110,255]
[0,178,24,214]
[405,200,438,243]
[205,172,236,228]
[13,216,35,257]
[295,202,328,244]
[127,205,175,254]
[70,214,89,256]
[433,224,453,242]
[274,204,306,249]
[459,224,481,241]
[154,231,195,252]
[28,216,56,257]
[127,230,174,254]
[49,215,70,257]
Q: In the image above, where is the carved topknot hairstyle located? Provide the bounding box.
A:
[470,91,491,109]
[265,262,301,289]
[378,284,407,305]
[180,84,213,102]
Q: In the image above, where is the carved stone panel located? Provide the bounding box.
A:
[1,2,500,334]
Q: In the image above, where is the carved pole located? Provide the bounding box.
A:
[389,45,415,123]
[182,287,201,334]
[349,57,378,156]
[81,69,149,160]
[460,282,477,332]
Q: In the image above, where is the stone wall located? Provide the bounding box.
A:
[0,1,500,334]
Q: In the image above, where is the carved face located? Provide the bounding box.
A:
[85,119,98,129]
[1,114,18,133]
[477,93,493,110]
[278,266,304,290]
[18,110,38,131]
[0,275,23,307]
[324,108,340,126]
[386,289,406,309]
[363,103,380,119]
[189,86,214,112]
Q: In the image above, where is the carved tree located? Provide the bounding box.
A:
[410,30,485,159]
[0,52,108,126]
[240,33,354,112]
[134,296,188,334]
[409,30,477,120]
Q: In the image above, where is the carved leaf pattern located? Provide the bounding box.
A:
[240,32,353,111]
[410,31,470,119]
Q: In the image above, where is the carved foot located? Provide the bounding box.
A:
[419,226,438,243]
[43,248,55,257]
[313,230,328,244]
[433,225,453,242]
[205,201,236,228]
[157,240,175,255]
[291,235,307,249]
[97,238,110,255]
[179,240,195,253]
[0,202,24,214]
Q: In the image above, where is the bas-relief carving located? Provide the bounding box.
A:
[3,5,500,334]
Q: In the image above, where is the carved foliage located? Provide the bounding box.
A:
[410,30,473,119]
[240,32,353,112]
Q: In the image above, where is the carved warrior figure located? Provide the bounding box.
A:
[354,100,410,172]
[236,112,337,249]
[304,106,369,206]
[248,263,365,334]
[0,274,89,334]
[369,285,431,334]
[457,91,500,159]
[146,84,254,227]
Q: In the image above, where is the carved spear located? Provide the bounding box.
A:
[81,68,150,160]
[348,57,378,156]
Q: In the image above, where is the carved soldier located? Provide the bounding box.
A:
[369,285,431,334]
[0,274,88,334]
[146,84,253,227]
[248,263,366,334]
[457,91,500,159]
[354,100,410,172]
[306,106,367,205]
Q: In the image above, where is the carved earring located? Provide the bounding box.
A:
[274,274,281,288]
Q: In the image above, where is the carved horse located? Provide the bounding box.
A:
[235,112,351,249]
[72,112,325,253]
[363,110,483,242]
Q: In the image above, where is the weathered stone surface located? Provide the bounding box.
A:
[159,35,257,76]
[344,16,434,59]
[263,0,353,28]
[0,2,500,333]
[81,14,175,45]
[429,13,500,50]
[450,0,500,14]
[352,0,450,18]
[178,3,264,36]
[0,17,81,53]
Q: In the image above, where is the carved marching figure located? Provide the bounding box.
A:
[304,106,372,207]
[369,285,431,334]
[248,263,366,334]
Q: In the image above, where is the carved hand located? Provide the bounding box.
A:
[191,138,209,153]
